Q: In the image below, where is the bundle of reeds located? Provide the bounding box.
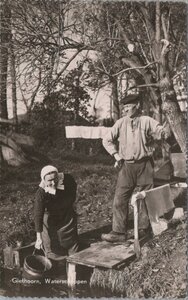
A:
[90,267,131,295]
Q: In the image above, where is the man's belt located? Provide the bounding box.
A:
[125,157,151,164]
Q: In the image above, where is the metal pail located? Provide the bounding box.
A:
[22,248,52,282]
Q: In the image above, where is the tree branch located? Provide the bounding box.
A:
[127,83,158,90]
[135,10,156,62]
[18,80,29,111]
[115,17,149,68]
[161,7,171,41]
[99,58,110,76]
[138,3,155,42]
[174,35,184,70]
[161,13,168,40]
[115,19,131,46]
[113,60,158,77]
[155,1,161,44]
[51,48,82,88]
[28,68,42,111]
[129,12,150,65]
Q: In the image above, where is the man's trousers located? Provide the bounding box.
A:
[112,159,154,234]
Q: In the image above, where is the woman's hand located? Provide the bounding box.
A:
[35,233,43,249]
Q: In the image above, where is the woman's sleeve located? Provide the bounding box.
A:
[34,189,45,232]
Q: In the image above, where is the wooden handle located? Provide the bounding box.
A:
[134,200,141,258]
[134,201,139,240]
[33,245,46,257]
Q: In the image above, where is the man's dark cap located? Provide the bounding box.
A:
[120,94,140,105]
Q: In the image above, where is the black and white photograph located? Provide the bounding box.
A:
[0,0,187,298]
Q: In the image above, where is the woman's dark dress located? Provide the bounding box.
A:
[34,174,78,255]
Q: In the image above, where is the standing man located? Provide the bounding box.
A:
[101,94,168,243]
[34,165,79,258]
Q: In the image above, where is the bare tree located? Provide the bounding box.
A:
[0,0,11,119]
[9,0,92,111]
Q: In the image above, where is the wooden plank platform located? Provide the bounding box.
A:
[66,240,138,288]
[67,240,135,269]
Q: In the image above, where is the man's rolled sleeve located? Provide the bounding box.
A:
[102,121,120,156]
[148,117,164,140]
[34,189,45,232]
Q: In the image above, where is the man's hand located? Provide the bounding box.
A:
[161,120,171,140]
[161,130,169,140]
[114,153,123,169]
[131,191,146,207]
[35,233,43,249]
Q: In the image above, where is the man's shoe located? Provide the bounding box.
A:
[101,231,126,243]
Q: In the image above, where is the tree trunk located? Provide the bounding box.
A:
[161,85,186,157]
[0,1,11,119]
[10,41,18,126]
[72,74,80,151]
[111,78,119,121]
[159,38,186,157]
[142,73,162,122]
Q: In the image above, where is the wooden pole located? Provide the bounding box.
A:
[67,262,76,289]
[133,200,141,258]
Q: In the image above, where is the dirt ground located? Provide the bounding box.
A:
[0,150,187,298]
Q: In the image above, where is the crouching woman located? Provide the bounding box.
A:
[34,165,79,258]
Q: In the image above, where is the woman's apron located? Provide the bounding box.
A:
[41,210,78,256]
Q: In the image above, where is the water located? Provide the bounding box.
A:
[0,267,121,298]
